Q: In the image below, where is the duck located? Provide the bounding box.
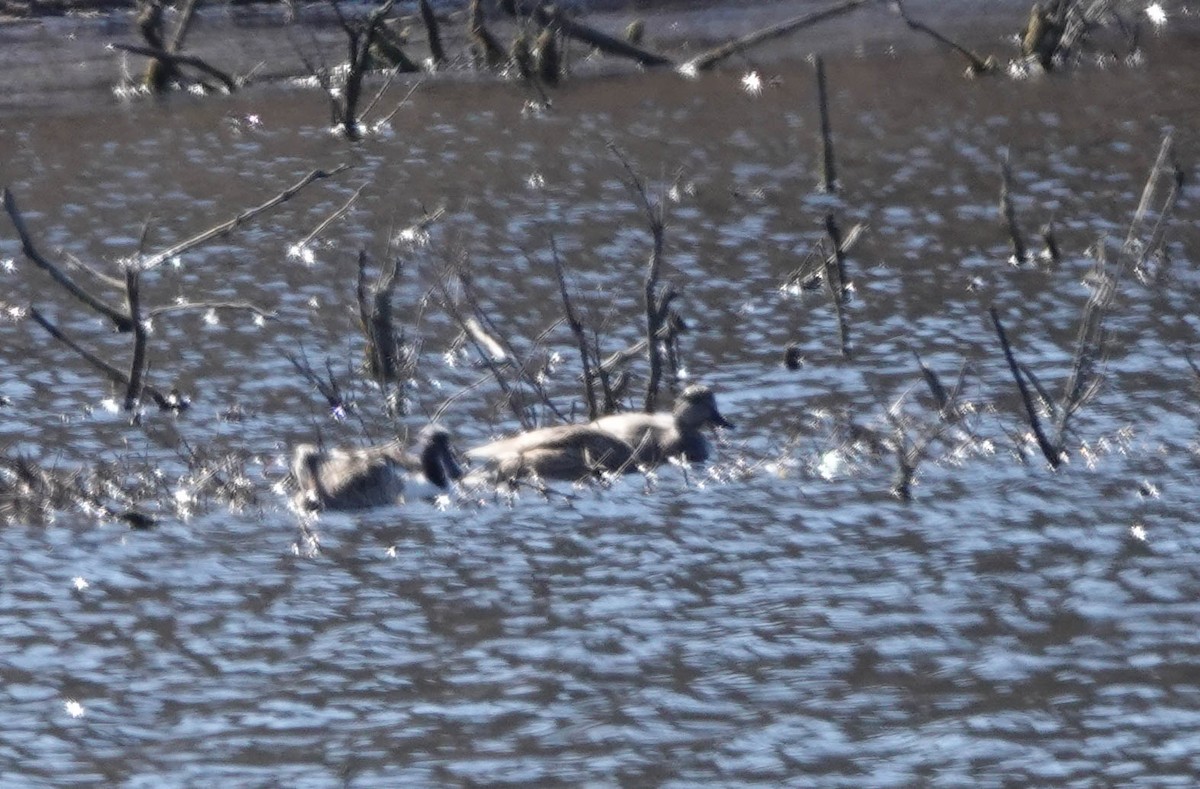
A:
[590,384,733,465]
[465,423,636,482]
[291,425,462,512]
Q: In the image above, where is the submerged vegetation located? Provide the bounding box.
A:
[0,0,1192,526]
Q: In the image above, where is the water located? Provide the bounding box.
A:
[2,2,1200,785]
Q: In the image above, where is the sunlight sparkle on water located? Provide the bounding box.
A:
[287,243,317,265]
[397,226,430,246]
[1130,523,1148,541]
[64,699,85,718]
[741,71,763,96]
[817,449,846,480]
[3,303,28,321]
[1146,3,1167,26]
[72,577,89,591]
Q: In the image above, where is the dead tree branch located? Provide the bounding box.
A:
[145,301,276,321]
[418,0,445,66]
[533,5,673,68]
[141,164,351,270]
[123,267,148,410]
[813,55,838,192]
[682,0,875,73]
[893,0,996,74]
[110,42,238,92]
[1000,152,1028,264]
[1124,132,1179,272]
[28,308,182,411]
[608,142,671,413]
[544,236,599,420]
[989,306,1061,469]
[468,0,506,69]
[2,188,133,331]
[824,214,852,358]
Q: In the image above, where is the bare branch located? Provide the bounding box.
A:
[124,267,148,411]
[2,188,133,331]
[110,42,238,92]
[295,180,368,253]
[989,306,1061,469]
[893,0,996,74]
[682,0,874,73]
[533,4,673,68]
[1000,151,1028,265]
[140,164,351,271]
[145,301,276,321]
[27,307,182,411]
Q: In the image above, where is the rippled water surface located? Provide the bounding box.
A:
[2,6,1200,786]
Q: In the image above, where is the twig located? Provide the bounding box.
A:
[544,236,598,420]
[1125,132,1173,251]
[295,180,368,252]
[145,301,276,321]
[607,142,670,413]
[140,164,351,270]
[435,273,529,429]
[783,222,866,291]
[458,271,568,423]
[62,250,127,291]
[372,74,425,128]
[1053,243,1110,442]
[429,371,492,424]
[285,347,346,411]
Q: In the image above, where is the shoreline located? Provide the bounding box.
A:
[0,0,1194,117]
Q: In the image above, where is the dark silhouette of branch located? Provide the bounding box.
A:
[110,42,238,92]
[2,188,133,331]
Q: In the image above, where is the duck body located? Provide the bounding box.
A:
[466,424,635,482]
[292,426,462,512]
[590,385,733,465]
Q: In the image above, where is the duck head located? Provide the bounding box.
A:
[675,385,734,430]
[418,425,464,488]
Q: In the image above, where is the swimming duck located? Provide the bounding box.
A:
[465,423,636,482]
[291,425,462,511]
[590,384,733,465]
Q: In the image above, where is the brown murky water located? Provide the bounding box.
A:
[2,1,1200,785]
